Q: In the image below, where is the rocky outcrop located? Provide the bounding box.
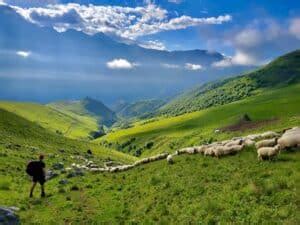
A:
[0,207,20,225]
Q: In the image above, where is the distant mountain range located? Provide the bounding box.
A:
[0,4,252,104]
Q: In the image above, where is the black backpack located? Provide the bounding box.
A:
[26,161,38,176]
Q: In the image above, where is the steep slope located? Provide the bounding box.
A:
[0,101,99,139]
[116,99,165,119]
[159,50,300,116]
[48,97,117,128]
[0,108,135,163]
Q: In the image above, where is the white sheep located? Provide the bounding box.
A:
[225,139,243,147]
[149,153,168,161]
[244,139,255,147]
[245,134,260,141]
[166,154,174,164]
[257,145,280,160]
[204,147,215,156]
[232,144,244,152]
[117,165,134,172]
[89,168,106,172]
[260,131,279,139]
[255,138,278,149]
[133,158,150,166]
[213,146,226,158]
[278,131,300,150]
[109,167,119,172]
[221,140,230,145]
[194,145,207,154]
[223,144,244,155]
[284,127,300,134]
[178,147,196,154]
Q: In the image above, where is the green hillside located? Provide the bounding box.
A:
[160,50,300,116]
[48,97,117,127]
[101,83,300,156]
[0,101,99,139]
[1,121,299,224]
[0,106,299,224]
[117,99,165,119]
[0,108,135,162]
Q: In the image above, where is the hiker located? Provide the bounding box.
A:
[26,154,46,198]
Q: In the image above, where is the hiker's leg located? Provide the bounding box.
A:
[40,178,46,197]
[41,184,45,197]
[30,182,37,197]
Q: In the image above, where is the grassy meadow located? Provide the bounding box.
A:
[101,84,300,157]
[1,144,299,224]
[0,101,99,139]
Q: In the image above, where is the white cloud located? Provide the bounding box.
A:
[106,58,136,69]
[212,51,257,68]
[214,18,300,67]
[212,57,233,68]
[234,28,262,48]
[231,51,257,66]
[289,18,300,40]
[16,51,31,58]
[11,3,232,40]
[139,40,166,50]
[185,63,203,71]
[161,63,180,69]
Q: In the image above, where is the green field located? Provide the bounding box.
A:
[100,84,300,156]
[1,138,299,224]
[0,101,99,139]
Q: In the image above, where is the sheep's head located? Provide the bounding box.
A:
[275,145,281,152]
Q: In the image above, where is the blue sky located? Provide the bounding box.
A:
[0,0,299,103]
[2,0,300,66]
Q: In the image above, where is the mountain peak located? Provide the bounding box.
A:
[49,97,117,127]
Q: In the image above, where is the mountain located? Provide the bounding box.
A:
[115,99,166,119]
[0,4,252,104]
[48,97,117,127]
[0,101,100,139]
[159,50,300,116]
[0,107,135,164]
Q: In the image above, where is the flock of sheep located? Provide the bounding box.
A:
[68,127,300,173]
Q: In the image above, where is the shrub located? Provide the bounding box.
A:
[134,149,142,157]
[70,185,80,191]
[145,142,154,149]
